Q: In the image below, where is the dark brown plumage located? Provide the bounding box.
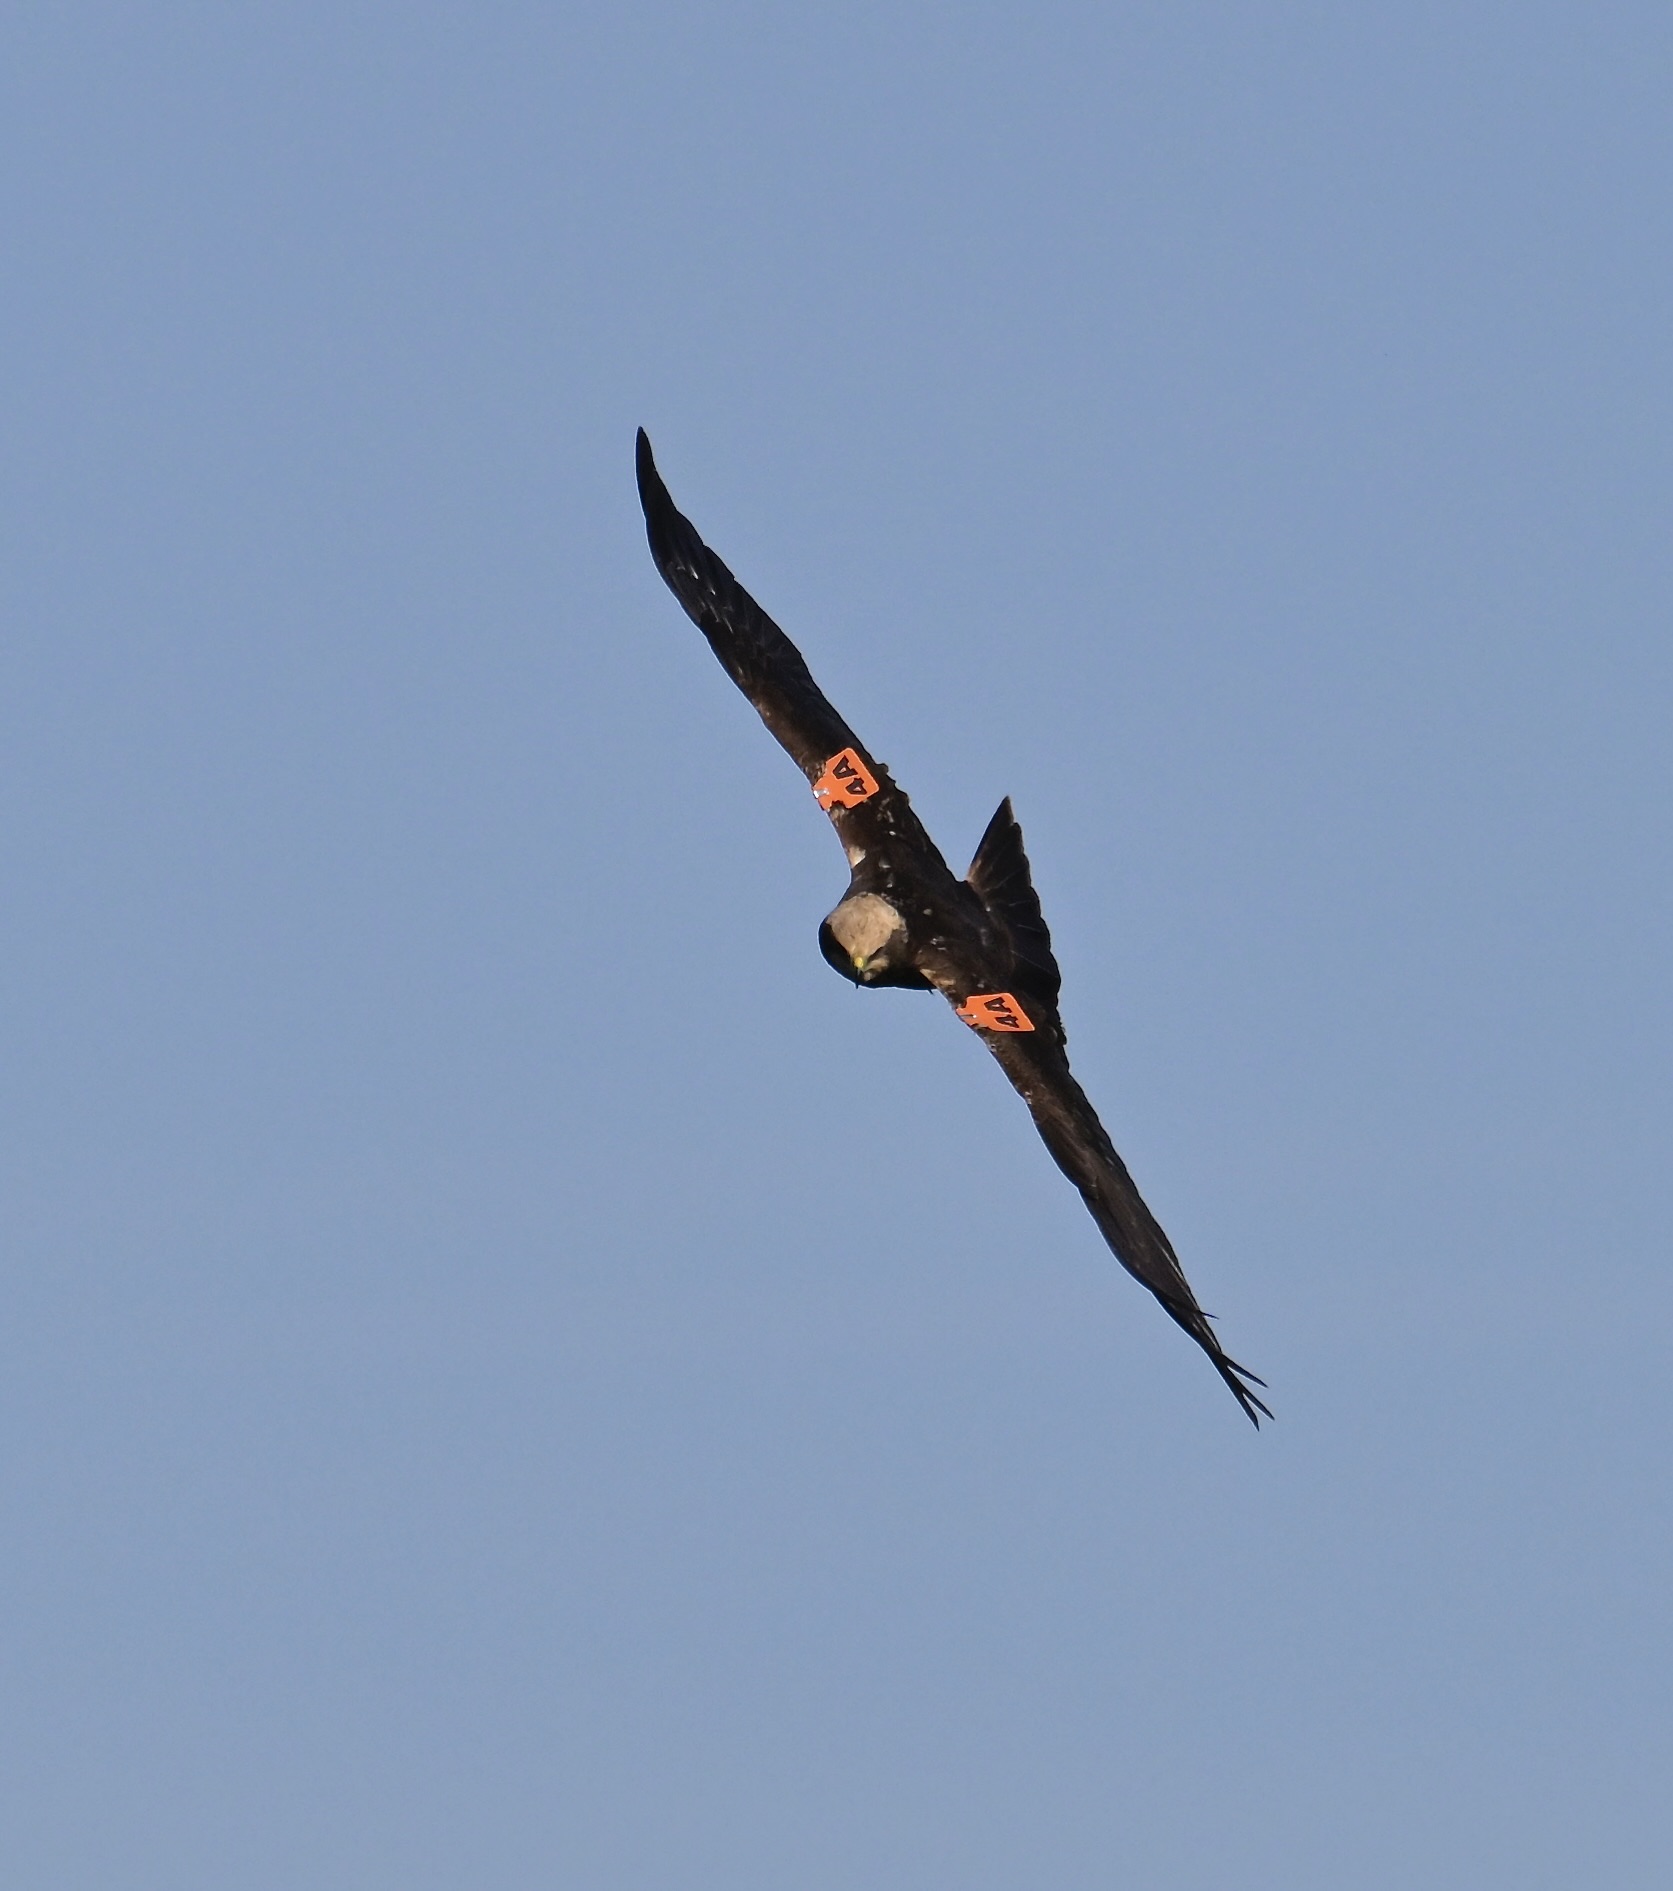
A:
[636,429,1270,1426]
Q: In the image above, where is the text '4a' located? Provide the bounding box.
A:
[956,992,1035,1033]
[813,748,880,811]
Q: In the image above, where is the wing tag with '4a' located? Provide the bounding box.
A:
[813,748,881,811]
[956,992,1036,1033]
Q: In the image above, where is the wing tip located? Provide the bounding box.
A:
[635,427,660,512]
[1232,1379,1275,1428]
[635,429,689,575]
[1215,1353,1274,1428]
[1160,1296,1274,1427]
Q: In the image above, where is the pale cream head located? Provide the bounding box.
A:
[826,892,907,970]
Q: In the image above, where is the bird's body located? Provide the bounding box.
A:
[635,430,1270,1425]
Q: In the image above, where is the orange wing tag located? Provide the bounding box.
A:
[956,992,1036,1033]
[813,748,881,811]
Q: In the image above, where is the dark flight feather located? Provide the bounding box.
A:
[966,798,1062,1005]
[637,428,857,780]
[982,1029,1272,1425]
[636,430,948,873]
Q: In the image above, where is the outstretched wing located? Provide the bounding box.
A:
[981,1027,1272,1425]
[636,430,950,875]
[636,429,858,776]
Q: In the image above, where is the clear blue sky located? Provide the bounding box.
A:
[3,5,1669,1886]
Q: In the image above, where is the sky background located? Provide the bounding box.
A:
[2,4,1670,1886]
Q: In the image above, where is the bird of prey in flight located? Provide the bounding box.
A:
[635,431,1270,1426]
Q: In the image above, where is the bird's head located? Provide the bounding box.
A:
[819,892,910,986]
